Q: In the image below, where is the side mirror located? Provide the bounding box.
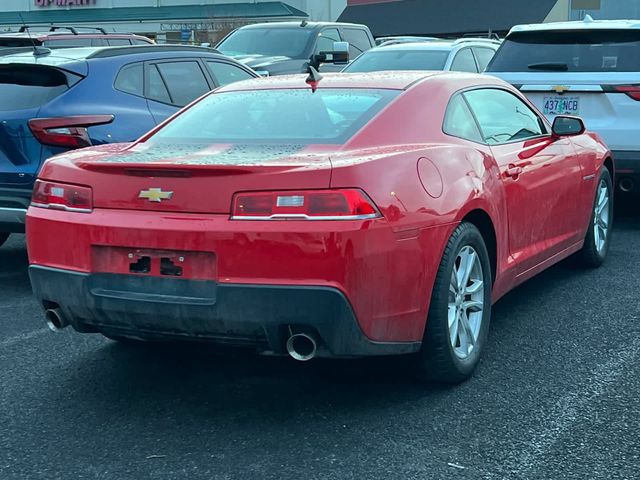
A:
[552,116,585,136]
[308,41,350,70]
[329,41,350,64]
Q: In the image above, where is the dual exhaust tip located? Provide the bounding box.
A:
[44,309,320,361]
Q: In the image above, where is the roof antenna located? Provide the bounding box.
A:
[300,19,308,27]
[305,65,323,92]
[18,13,50,57]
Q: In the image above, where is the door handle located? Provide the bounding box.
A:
[505,165,523,179]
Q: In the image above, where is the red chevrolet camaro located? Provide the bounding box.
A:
[27,72,613,383]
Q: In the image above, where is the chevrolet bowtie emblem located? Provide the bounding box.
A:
[138,188,173,202]
[552,85,569,94]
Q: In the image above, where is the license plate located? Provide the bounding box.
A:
[543,96,580,116]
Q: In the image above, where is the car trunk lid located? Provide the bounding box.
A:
[68,142,335,214]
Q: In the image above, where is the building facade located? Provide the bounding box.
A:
[0,1,348,44]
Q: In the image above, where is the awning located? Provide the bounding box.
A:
[0,2,308,25]
[338,0,560,37]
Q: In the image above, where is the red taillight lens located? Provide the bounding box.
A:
[232,189,381,220]
[31,180,93,213]
[603,84,640,101]
[28,115,115,149]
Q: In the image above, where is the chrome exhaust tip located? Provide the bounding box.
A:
[45,308,68,332]
[619,178,634,192]
[286,333,317,361]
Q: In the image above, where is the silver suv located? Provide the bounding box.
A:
[343,38,501,73]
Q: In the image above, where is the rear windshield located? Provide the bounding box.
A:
[148,88,399,145]
[217,28,313,59]
[0,65,73,111]
[345,49,449,72]
[487,30,640,72]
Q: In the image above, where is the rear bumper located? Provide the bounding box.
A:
[0,187,31,232]
[29,265,421,357]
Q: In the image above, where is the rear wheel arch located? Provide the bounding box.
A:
[603,156,614,179]
[460,209,497,284]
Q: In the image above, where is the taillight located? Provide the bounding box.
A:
[602,84,640,101]
[28,115,114,149]
[232,189,381,220]
[31,180,93,213]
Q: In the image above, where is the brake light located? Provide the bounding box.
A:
[603,84,640,101]
[31,180,93,213]
[28,115,114,148]
[232,189,381,220]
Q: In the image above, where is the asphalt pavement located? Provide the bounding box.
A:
[1,205,639,479]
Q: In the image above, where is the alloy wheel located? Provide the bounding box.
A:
[448,246,484,359]
[593,179,610,254]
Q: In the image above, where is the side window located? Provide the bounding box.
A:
[133,38,152,45]
[342,28,372,57]
[155,61,210,107]
[443,94,483,143]
[450,48,478,73]
[464,88,546,144]
[107,38,132,46]
[206,61,254,87]
[315,28,341,54]
[473,47,496,72]
[91,38,105,47]
[44,38,91,47]
[115,63,144,96]
[147,64,171,104]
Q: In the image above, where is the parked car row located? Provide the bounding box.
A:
[0,17,626,383]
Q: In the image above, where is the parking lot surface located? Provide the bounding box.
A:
[1,209,639,480]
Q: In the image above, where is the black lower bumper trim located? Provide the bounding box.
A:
[29,265,421,358]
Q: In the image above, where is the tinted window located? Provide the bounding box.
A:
[44,38,91,47]
[148,89,399,145]
[147,64,171,104]
[443,94,483,143]
[206,61,254,86]
[156,61,210,107]
[0,38,41,47]
[450,48,478,72]
[473,47,495,72]
[488,30,640,72]
[0,65,72,111]
[344,48,449,72]
[115,63,143,96]
[107,38,132,46]
[342,28,372,56]
[316,28,341,54]
[217,28,312,59]
[464,89,545,144]
[91,38,105,47]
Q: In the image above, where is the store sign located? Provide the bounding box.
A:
[34,0,97,7]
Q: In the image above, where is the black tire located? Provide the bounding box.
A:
[0,233,9,248]
[576,168,613,268]
[417,222,492,384]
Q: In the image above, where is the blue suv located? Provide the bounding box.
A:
[0,45,258,247]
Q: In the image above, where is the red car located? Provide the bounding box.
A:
[26,72,613,383]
